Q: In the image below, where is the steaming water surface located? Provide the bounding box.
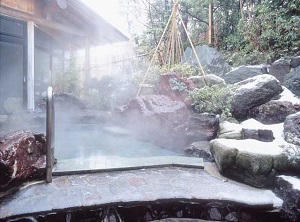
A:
[55,123,182,161]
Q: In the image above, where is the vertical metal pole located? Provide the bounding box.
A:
[27,21,35,111]
[46,86,54,183]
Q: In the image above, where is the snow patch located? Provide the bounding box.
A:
[241,119,286,144]
[214,138,283,155]
[279,175,300,191]
[277,87,300,105]
[237,74,277,90]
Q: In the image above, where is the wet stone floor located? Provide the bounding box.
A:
[0,166,283,221]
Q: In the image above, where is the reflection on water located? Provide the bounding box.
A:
[55,123,182,161]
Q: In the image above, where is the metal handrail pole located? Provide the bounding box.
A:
[46,86,54,183]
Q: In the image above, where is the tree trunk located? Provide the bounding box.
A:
[208,3,214,45]
[240,0,244,20]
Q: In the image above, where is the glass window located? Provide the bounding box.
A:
[34,48,50,100]
[0,41,24,114]
[0,17,24,37]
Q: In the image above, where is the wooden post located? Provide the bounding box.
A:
[27,21,35,111]
[208,3,214,45]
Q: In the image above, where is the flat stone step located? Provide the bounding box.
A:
[0,167,282,220]
[53,156,204,175]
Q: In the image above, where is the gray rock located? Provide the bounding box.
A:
[225,212,238,221]
[283,112,300,146]
[223,65,268,84]
[290,56,300,68]
[274,175,300,222]
[249,100,297,124]
[241,128,275,142]
[111,82,139,108]
[184,141,214,162]
[218,121,242,139]
[231,74,283,120]
[185,113,219,144]
[209,138,288,187]
[209,208,222,220]
[210,140,238,172]
[235,152,273,175]
[182,45,231,76]
[270,59,291,83]
[273,154,300,172]
[115,95,190,151]
[284,66,300,97]
[188,74,226,89]
[54,93,86,112]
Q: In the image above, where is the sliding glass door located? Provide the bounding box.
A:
[0,15,27,114]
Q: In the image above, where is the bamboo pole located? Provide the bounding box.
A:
[177,8,206,78]
[136,4,176,96]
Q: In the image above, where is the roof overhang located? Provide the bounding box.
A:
[0,0,129,49]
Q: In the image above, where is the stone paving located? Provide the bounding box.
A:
[0,166,282,220]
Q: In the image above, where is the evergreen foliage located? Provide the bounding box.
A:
[189,84,237,117]
[130,0,299,66]
[54,54,80,94]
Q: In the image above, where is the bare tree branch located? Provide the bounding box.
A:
[179,8,209,25]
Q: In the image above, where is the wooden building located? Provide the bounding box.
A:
[0,0,128,114]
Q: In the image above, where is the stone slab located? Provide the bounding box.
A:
[0,167,282,219]
[53,156,204,175]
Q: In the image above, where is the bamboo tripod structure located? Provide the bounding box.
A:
[136,2,206,96]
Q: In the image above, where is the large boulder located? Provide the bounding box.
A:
[188,74,226,89]
[185,113,219,144]
[274,175,300,222]
[290,56,300,68]
[0,131,46,190]
[54,93,85,111]
[211,119,300,187]
[223,65,268,84]
[283,112,300,146]
[249,100,298,124]
[114,95,190,151]
[284,66,300,97]
[36,93,86,112]
[111,82,139,108]
[269,59,291,83]
[182,45,231,76]
[231,74,283,120]
[210,138,281,188]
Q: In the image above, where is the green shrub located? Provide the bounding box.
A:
[54,54,80,94]
[159,63,199,77]
[169,77,189,92]
[189,84,237,117]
